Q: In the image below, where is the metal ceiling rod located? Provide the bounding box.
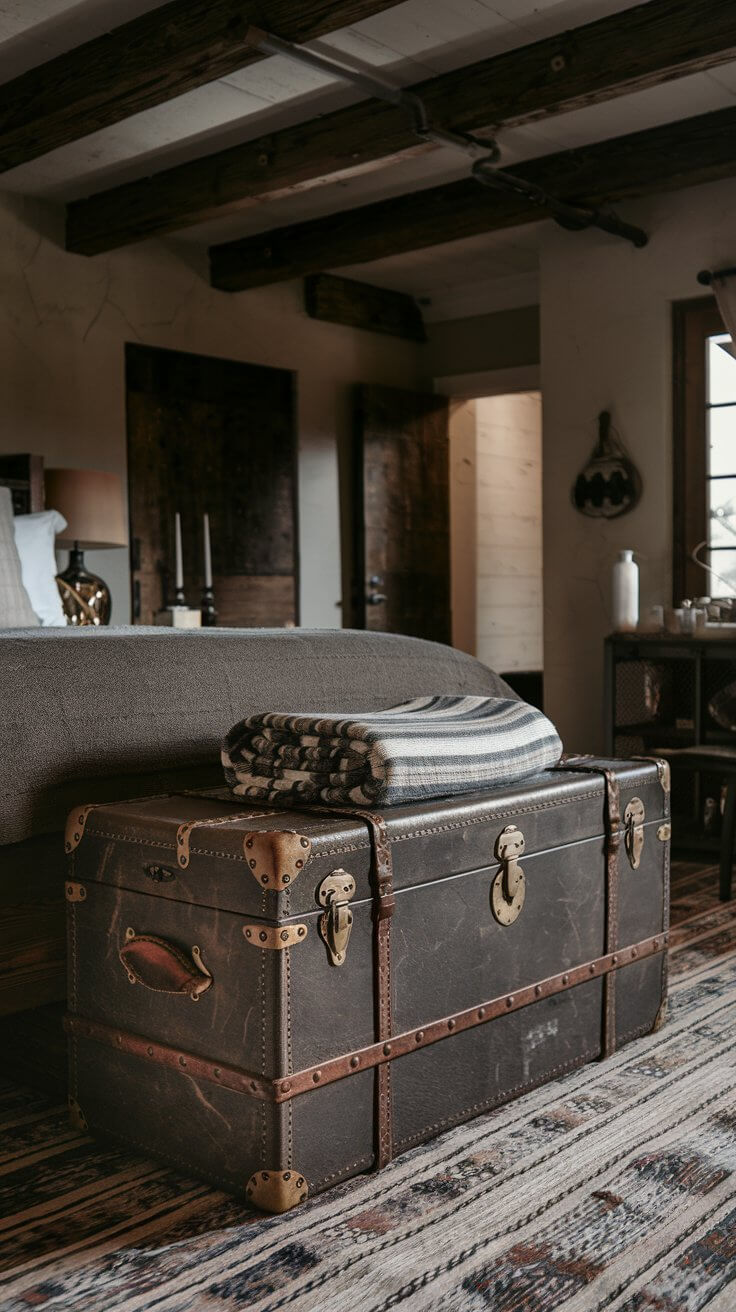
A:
[472,159,648,248]
[697,266,736,285]
[251,27,499,160]
[250,26,648,250]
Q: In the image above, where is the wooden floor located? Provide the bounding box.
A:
[0,858,724,1101]
[669,856,724,924]
[0,1001,66,1096]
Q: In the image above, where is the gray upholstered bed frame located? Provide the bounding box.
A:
[0,626,515,1016]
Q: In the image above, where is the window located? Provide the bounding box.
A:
[706,333,736,594]
[672,297,732,602]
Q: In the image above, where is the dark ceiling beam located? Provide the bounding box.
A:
[305,272,426,341]
[208,103,736,290]
[66,0,736,256]
[0,0,399,174]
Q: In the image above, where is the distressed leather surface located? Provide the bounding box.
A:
[70,759,664,917]
[69,882,282,1074]
[67,758,668,1203]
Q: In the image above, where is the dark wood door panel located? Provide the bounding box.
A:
[126,343,298,626]
[355,384,450,643]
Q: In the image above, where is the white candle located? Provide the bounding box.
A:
[174,512,183,590]
[203,513,213,589]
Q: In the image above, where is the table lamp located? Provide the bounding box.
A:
[45,468,127,626]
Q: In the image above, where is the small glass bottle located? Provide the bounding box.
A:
[612,549,639,631]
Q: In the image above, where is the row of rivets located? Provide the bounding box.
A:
[242,924,308,949]
[72,933,667,1106]
[278,934,668,1095]
[71,1020,273,1100]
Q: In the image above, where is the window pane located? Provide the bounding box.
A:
[706,548,736,595]
[709,477,736,547]
[708,406,736,476]
[707,334,736,405]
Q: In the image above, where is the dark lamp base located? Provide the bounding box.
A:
[57,547,112,626]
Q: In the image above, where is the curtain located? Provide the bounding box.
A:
[713,275,736,347]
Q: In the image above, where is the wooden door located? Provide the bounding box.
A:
[354,384,450,642]
[126,343,298,627]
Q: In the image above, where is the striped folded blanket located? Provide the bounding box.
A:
[222,694,562,808]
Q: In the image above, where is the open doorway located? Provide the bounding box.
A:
[449,390,543,708]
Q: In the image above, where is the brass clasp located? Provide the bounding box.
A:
[624,797,646,869]
[317,869,356,966]
[491,825,526,926]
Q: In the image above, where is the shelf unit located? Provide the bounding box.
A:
[605,632,736,851]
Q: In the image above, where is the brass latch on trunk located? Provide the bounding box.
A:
[317,869,355,966]
[624,797,645,869]
[491,825,526,926]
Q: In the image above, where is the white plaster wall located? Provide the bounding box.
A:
[0,193,426,626]
[476,392,543,673]
[540,175,736,752]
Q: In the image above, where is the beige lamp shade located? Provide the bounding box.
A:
[45,468,128,549]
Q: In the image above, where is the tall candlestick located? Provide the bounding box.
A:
[172,512,187,607]
[174,512,183,590]
[200,511,217,627]
[203,513,213,589]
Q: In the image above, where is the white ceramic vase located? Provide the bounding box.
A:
[612,549,639,632]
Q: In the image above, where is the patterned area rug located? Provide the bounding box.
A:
[2,861,735,1312]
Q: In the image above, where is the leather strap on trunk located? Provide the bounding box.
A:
[554,756,621,1058]
[298,802,396,1169]
[349,808,395,1169]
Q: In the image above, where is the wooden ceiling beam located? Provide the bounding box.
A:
[305,273,426,341]
[0,0,398,174]
[208,104,736,290]
[66,0,736,256]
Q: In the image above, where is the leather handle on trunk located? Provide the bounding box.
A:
[119,934,213,1000]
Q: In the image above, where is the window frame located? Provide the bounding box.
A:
[672,295,725,603]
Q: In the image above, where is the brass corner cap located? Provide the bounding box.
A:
[68,1097,88,1132]
[243,923,308,949]
[64,804,97,853]
[243,830,312,891]
[246,1168,308,1213]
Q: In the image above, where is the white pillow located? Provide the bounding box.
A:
[13,508,68,626]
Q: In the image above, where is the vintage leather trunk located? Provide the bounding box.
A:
[64,756,670,1213]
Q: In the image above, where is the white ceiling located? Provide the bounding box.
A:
[0,0,731,318]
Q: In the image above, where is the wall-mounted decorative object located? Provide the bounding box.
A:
[45,468,127,625]
[572,410,642,518]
